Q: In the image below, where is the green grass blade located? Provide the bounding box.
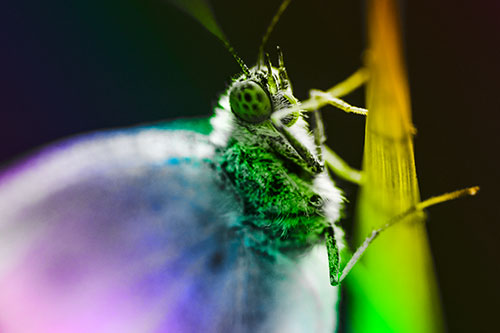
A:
[346,0,445,332]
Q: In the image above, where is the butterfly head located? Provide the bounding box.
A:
[229,80,271,123]
[228,48,299,127]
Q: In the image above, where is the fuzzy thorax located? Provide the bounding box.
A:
[209,66,345,257]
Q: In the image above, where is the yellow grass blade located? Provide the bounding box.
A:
[347,0,445,331]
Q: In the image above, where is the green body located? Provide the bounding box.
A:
[208,58,345,284]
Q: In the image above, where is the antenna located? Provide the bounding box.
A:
[257,0,292,67]
[222,40,250,77]
[167,0,250,76]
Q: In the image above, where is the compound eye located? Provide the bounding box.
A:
[229,81,272,123]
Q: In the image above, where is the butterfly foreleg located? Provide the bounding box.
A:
[310,110,326,160]
[323,145,363,184]
[306,69,369,183]
[321,67,369,99]
[308,107,362,184]
[299,68,369,116]
[309,91,368,115]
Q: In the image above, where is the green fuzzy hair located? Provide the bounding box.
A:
[217,140,329,255]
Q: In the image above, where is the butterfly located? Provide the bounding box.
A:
[0,1,383,332]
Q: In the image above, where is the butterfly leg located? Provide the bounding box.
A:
[323,145,363,184]
[309,109,362,184]
[311,110,326,161]
[310,91,368,115]
[331,208,415,286]
[325,226,341,286]
[332,187,479,285]
[309,110,362,183]
[299,68,369,115]
[319,67,369,99]
[305,70,367,183]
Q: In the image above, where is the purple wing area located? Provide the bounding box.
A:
[0,127,337,333]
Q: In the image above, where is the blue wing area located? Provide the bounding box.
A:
[0,124,337,332]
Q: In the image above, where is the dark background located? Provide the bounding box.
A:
[1,0,498,331]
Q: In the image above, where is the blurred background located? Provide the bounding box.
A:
[1,0,498,331]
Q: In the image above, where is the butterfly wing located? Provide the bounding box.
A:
[0,123,337,332]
